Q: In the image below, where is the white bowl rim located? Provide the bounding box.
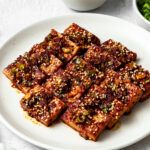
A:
[133,0,150,25]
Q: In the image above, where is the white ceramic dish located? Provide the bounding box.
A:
[133,0,150,31]
[0,14,150,150]
[62,0,106,11]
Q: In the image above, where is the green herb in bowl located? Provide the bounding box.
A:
[137,0,150,21]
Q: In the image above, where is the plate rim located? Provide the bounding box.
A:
[0,13,150,150]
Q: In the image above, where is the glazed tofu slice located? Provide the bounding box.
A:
[100,70,142,128]
[44,29,79,64]
[84,45,121,71]
[101,39,137,65]
[62,104,110,141]
[65,56,104,89]
[45,69,85,105]
[20,86,66,126]
[64,23,100,49]
[3,56,46,93]
[81,84,125,131]
[61,85,123,141]
[40,55,62,76]
[45,29,62,42]
[25,43,63,76]
[119,62,150,101]
[101,70,142,112]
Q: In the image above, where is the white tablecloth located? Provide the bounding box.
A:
[0,0,150,149]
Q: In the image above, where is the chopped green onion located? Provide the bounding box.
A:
[137,0,150,21]
[18,64,25,70]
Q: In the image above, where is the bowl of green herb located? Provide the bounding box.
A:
[133,0,150,29]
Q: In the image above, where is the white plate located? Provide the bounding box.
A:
[0,14,150,150]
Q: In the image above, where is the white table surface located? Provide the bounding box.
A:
[0,0,150,149]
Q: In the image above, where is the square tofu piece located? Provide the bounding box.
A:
[45,28,62,43]
[20,86,66,126]
[44,29,79,64]
[82,84,125,129]
[3,56,46,93]
[99,70,142,128]
[101,39,137,65]
[64,23,100,49]
[61,85,123,141]
[84,45,121,71]
[40,55,62,76]
[65,56,104,89]
[45,69,85,105]
[25,43,62,76]
[119,62,150,101]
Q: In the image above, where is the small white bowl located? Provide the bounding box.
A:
[62,0,106,11]
[133,0,150,31]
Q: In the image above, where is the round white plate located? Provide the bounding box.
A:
[0,14,150,150]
